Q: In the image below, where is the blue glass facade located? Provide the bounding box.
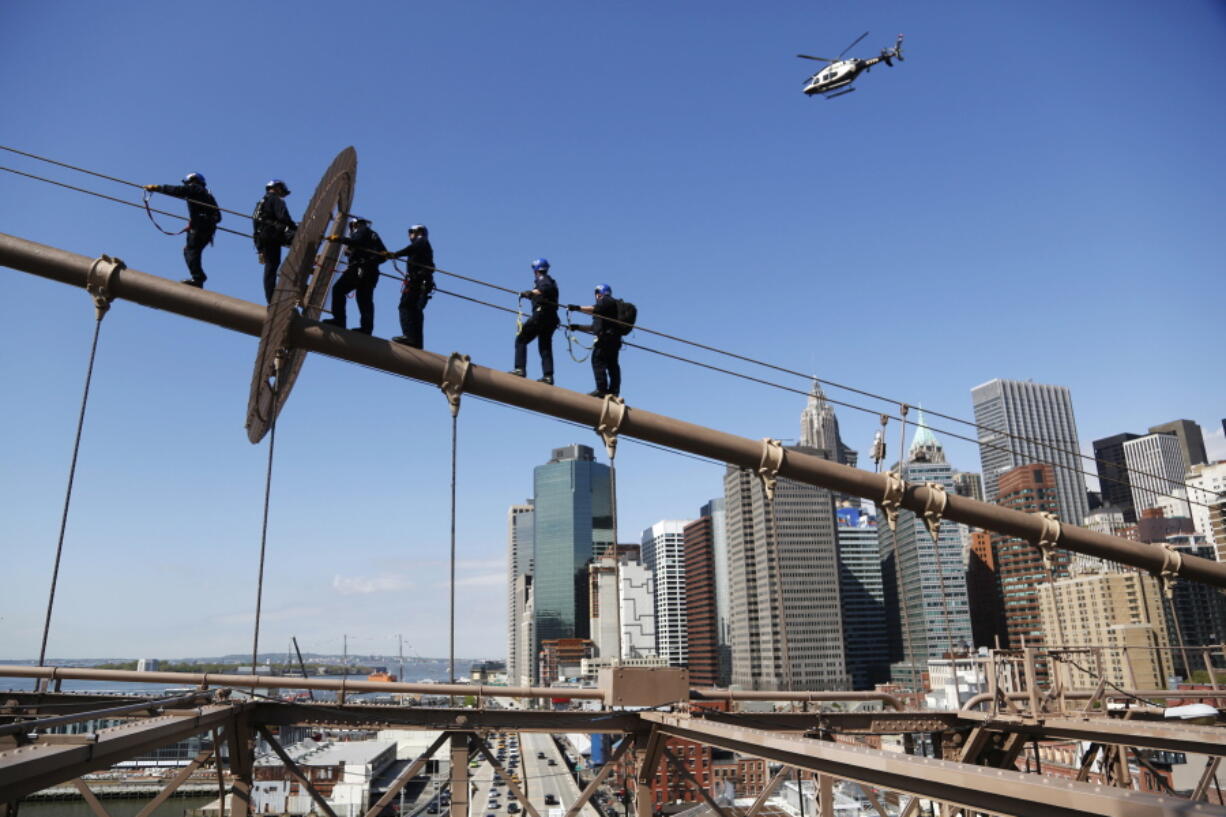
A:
[532,445,613,662]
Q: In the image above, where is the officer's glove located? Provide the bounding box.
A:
[143,184,158,192]
[519,290,533,299]
[567,323,579,332]
[566,304,581,311]
[258,253,266,264]
[326,234,341,242]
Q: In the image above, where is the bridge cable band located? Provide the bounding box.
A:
[595,395,627,461]
[880,471,905,531]
[757,438,784,503]
[85,254,124,319]
[1158,544,1183,598]
[921,482,948,543]
[440,353,472,417]
[1033,511,1061,570]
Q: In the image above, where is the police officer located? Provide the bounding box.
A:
[568,283,621,397]
[323,217,386,335]
[142,173,221,288]
[511,258,559,384]
[252,179,296,303]
[388,224,434,348]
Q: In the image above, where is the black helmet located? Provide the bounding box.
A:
[265,179,290,195]
[409,224,428,238]
[183,172,206,186]
[349,216,371,229]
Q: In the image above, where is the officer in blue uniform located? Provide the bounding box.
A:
[388,225,434,348]
[568,283,621,397]
[142,173,221,288]
[252,179,296,303]
[511,258,559,384]
[323,217,386,334]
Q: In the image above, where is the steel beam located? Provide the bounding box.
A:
[133,746,214,817]
[640,711,1226,817]
[958,711,1226,756]
[661,744,729,817]
[256,725,339,817]
[565,738,631,817]
[3,230,1224,589]
[73,779,114,817]
[0,702,242,802]
[364,731,448,817]
[449,732,470,817]
[0,664,601,702]
[471,734,541,817]
[251,702,641,733]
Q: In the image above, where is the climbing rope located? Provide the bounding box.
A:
[141,189,187,236]
[37,256,122,668]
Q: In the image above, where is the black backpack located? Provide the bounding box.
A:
[614,298,637,336]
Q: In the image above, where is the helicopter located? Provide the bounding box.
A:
[798,32,904,99]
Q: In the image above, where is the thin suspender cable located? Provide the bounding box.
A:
[765,494,794,692]
[4,146,1209,505]
[890,408,920,680]
[37,312,107,667]
[449,411,458,692]
[608,455,623,661]
[251,377,278,692]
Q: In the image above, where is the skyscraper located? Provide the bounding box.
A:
[834,503,889,689]
[724,446,848,691]
[1092,432,1141,524]
[952,471,984,502]
[1122,433,1189,518]
[971,378,1089,526]
[642,520,692,668]
[506,501,534,687]
[683,499,731,686]
[1148,419,1208,468]
[800,380,858,468]
[589,551,657,660]
[878,417,974,687]
[531,444,613,680]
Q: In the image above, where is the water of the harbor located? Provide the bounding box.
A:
[19,796,212,817]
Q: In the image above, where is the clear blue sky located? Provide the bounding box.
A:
[2,1,1223,663]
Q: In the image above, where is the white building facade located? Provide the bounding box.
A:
[1122,433,1190,518]
[642,520,691,667]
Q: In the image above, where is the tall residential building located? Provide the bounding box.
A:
[589,552,657,659]
[506,501,534,688]
[993,464,1071,659]
[1122,433,1190,518]
[971,379,1089,526]
[878,417,974,687]
[800,380,858,468]
[724,445,848,691]
[683,499,731,686]
[835,503,890,689]
[642,520,692,668]
[1092,433,1141,524]
[1186,462,1226,544]
[952,471,984,502]
[531,444,613,680]
[1038,570,1171,690]
[1148,420,1208,468]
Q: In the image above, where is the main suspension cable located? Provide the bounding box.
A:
[3,145,1209,507]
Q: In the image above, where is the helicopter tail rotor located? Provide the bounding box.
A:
[894,33,905,61]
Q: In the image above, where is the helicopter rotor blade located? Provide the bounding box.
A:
[838,31,870,59]
[797,54,833,62]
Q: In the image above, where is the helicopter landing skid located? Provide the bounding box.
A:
[825,86,857,100]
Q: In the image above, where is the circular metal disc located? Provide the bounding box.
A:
[245,146,356,443]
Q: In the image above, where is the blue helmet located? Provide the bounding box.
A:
[266,179,291,194]
[594,283,612,297]
[531,258,550,272]
[183,172,206,186]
